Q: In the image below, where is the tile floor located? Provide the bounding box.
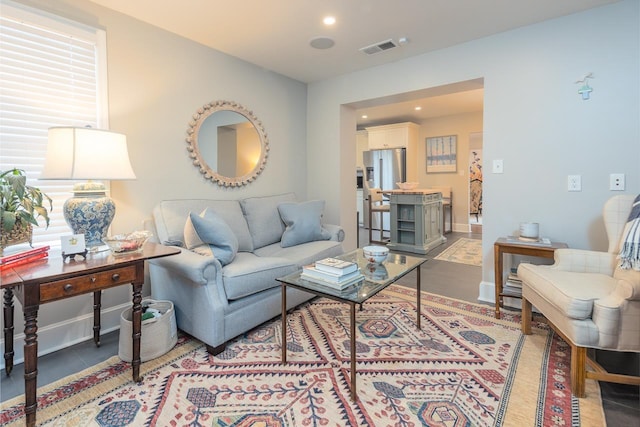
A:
[2,232,638,425]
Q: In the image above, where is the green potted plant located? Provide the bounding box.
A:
[1,168,53,249]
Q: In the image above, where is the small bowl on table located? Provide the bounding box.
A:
[396,182,419,190]
[363,245,389,264]
[103,231,152,256]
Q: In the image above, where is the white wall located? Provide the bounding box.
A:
[2,0,308,367]
[307,1,640,299]
[418,112,484,230]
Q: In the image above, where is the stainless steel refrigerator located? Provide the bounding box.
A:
[362,148,406,230]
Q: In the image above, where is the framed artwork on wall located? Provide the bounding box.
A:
[426,135,457,173]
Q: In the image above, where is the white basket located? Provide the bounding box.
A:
[118,299,178,362]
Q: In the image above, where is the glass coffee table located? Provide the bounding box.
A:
[278,248,427,401]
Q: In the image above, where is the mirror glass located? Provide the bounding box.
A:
[186,100,269,187]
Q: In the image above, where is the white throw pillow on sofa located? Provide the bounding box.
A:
[184,208,238,265]
[278,200,331,248]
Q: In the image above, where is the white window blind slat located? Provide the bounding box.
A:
[0,1,108,248]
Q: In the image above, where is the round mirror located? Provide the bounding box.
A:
[186,100,269,187]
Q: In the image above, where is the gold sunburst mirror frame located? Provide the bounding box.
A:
[186,100,269,187]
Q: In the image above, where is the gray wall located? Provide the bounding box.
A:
[307,0,640,301]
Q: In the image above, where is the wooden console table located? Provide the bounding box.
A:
[493,237,567,319]
[1,243,179,427]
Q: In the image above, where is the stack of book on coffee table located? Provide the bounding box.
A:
[301,257,364,290]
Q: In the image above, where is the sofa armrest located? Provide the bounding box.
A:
[147,247,222,285]
[550,248,617,275]
[323,223,345,242]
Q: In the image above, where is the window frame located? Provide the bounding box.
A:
[0,0,109,248]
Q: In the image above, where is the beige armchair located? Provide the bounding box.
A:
[518,194,640,397]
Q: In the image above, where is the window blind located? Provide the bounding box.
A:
[0,2,107,247]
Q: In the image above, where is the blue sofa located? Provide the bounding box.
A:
[147,193,344,354]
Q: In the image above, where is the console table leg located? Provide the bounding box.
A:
[93,291,101,347]
[3,288,14,375]
[23,305,38,427]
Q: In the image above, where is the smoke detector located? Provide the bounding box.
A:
[359,39,398,55]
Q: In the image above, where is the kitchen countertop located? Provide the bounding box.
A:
[382,189,442,195]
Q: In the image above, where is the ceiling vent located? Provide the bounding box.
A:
[359,39,398,55]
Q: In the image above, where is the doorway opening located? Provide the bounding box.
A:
[469,132,483,233]
[349,79,485,236]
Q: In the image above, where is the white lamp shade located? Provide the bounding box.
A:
[42,127,136,180]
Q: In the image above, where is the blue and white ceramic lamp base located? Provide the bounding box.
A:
[63,182,115,248]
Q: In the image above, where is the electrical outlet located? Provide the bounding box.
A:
[609,173,625,191]
[568,175,581,192]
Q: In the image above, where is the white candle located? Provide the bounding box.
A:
[520,222,540,239]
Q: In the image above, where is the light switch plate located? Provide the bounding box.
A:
[492,159,504,174]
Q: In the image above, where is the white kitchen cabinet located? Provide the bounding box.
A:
[365,122,419,150]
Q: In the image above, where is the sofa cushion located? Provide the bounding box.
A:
[278,200,331,248]
[518,264,617,320]
[222,252,297,300]
[153,199,253,252]
[240,193,296,249]
[255,239,344,268]
[184,209,238,265]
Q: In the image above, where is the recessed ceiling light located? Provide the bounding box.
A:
[414,106,422,111]
[361,115,368,119]
[323,16,336,26]
[310,36,335,49]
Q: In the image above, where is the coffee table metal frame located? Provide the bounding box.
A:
[278,249,426,400]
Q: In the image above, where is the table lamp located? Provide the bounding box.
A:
[41,127,136,248]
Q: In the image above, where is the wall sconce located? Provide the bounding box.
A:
[40,127,136,249]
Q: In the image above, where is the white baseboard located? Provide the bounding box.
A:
[452,223,467,233]
[452,222,482,233]
[478,280,495,304]
[0,302,128,371]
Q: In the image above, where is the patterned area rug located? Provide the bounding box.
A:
[435,238,483,266]
[1,285,605,426]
